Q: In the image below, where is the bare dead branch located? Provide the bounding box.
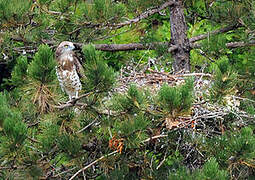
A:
[226,40,255,48]
[69,0,177,34]
[27,136,40,143]
[74,42,169,51]
[192,40,255,49]
[88,40,255,52]
[112,0,177,29]
[173,72,213,77]
[189,24,240,43]
[232,95,255,104]
[12,39,255,57]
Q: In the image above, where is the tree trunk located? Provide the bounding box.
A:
[170,1,191,73]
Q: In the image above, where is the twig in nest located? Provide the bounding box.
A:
[148,69,212,78]
[232,95,255,104]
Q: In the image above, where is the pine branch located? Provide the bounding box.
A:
[52,91,94,109]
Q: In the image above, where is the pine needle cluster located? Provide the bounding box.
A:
[111,84,148,114]
[11,56,28,86]
[159,78,194,116]
[82,44,115,92]
[0,92,27,157]
[11,44,57,113]
[210,56,237,103]
[0,0,32,26]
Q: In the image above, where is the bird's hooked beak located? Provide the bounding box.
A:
[69,44,75,51]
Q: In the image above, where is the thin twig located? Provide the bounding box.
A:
[189,24,240,43]
[27,136,40,143]
[69,150,118,180]
[142,134,168,143]
[76,119,98,134]
[53,167,77,178]
[232,95,255,103]
[156,153,167,170]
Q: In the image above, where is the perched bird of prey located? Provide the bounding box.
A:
[55,41,84,101]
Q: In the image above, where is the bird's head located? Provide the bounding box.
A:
[56,41,76,56]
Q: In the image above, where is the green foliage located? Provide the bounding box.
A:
[201,127,255,178]
[200,158,228,180]
[56,0,76,13]
[209,0,255,28]
[111,85,148,113]
[11,56,28,86]
[83,44,97,62]
[26,165,43,179]
[82,44,115,92]
[87,0,126,22]
[0,92,27,156]
[168,157,228,180]
[0,0,32,25]
[28,44,56,84]
[158,78,194,115]
[0,92,12,126]
[232,48,255,78]
[159,84,181,112]
[108,86,150,148]
[115,113,150,148]
[201,34,227,57]
[56,134,81,157]
[38,120,60,152]
[3,112,27,148]
[209,56,237,102]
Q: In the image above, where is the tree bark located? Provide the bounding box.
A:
[169,1,191,73]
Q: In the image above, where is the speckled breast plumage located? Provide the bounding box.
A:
[56,53,82,100]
